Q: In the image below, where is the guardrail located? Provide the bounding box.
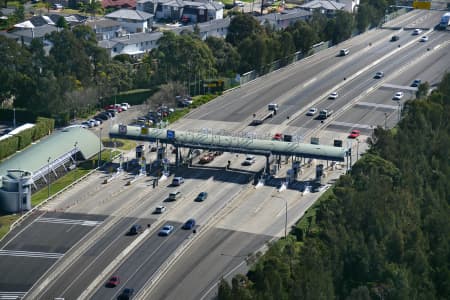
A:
[8,153,123,232]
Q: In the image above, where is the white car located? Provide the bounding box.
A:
[89,119,100,126]
[393,92,404,100]
[306,107,318,116]
[242,155,256,166]
[81,121,93,128]
[412,28,422,35]
[420,36,428,42]
[158,224,174,236]
[154,205,166,214]
[329,92,338,99]
[235,0,245,7]
[121,102,131,109]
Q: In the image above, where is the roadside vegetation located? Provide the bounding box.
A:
[218,73,450,299]
[1,0,391,126]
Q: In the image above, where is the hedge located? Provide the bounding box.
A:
[104,89,155,106]
[0,117,55,161]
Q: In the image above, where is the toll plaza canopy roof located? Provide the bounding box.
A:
[109,125,347,162]
[0,127,102,186]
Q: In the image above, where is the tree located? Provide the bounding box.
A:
[205,36,240,76]
[331,11,354,44]
[218,279,233,300]
[356,3,370,33]
[56,16,68,29]
[226,14,262,47]
[289,21,318,55]
[416,82,429,98]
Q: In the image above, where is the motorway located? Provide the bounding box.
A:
[0,9,447,300]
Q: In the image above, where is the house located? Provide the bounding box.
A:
[102,0,137,9]
[338,0,359,13]
[2,24,57,50]
[256,8,312,30]
[86,18,123,40]
[136,0,223,23]
[99,31,163,57]
[299,0,346,16]
[105,9,154,33]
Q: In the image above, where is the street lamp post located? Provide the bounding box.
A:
[384,113,388,129]
[47,157,51,198]
[98,127,103,168]
[13,108,16,129]
[356,138,360,160]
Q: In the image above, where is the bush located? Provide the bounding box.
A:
[0,136,19,161]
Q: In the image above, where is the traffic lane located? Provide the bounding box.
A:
[187,29,394,123]
[3,216,102,253]
[91,221,187,300]
[403,10,443,29]
[38,216,147,300]
[147,228,271,300]
[0,256,55,292]
[166,171,252,224]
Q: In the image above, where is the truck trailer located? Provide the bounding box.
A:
[439,12,450,29]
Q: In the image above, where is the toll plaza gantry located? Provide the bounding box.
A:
[109,124,350,176]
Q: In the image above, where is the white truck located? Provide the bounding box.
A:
[439,12,450,29]
[251,103,279,125]
[318,109,333,119]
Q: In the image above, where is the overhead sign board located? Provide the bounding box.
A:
[167,130,175,139]
[413,1,431,9]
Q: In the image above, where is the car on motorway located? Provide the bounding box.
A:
[393,91,404,100]
[81,121,93,128]
[182,218,196,230]
[172,176,184,186]
[391,35,400,41]
[199,152,215,164]
[329,91,339,99]
[196,192,208,202]
[411,79,421,87]
[374,71,384,79]
[306,107,318,116]
[106,275,120,287]
[118,288,134,300]
[348,129,361,139]
[412,28,422,35]
[420,35,428,42]
[159,224,175,236]
[339,48,349,56]
[128,224,143,235]
[154,205,166,214]
[272,133,283,140]
[168,191,181,201]
[242,155,256,166]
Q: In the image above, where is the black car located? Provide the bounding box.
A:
[95,113,109,121]
[118,288,134,300]
[195,192,208,202]
[128,224,143,235]
[391,35,400,41]
[182,218,196,230]
[411,79,421,87]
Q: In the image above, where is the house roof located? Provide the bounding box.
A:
[256,8,311,23]
[197,17,230,32]
[9,24,57,39]
[300,0,346,10]
[102,0,137,8]
[0,127,102,186]
[106,9,153,21]
[115,31,163,45]
[86,18,122,29]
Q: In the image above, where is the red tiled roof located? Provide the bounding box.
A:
[102,0,137,9]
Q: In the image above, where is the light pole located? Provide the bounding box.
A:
[98,127,103,168]
[397,102,402,122]
[47,157,51,198]
[356,138,360,160]
[13,107,16,129]
[384,113,388,129]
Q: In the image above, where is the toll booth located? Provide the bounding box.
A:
[315,164,324,184]
[136,145,145,159]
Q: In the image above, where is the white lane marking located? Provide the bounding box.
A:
[0,250,63,259]
[36,217,103,226]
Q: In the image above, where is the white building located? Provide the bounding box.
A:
[105,9,154,33]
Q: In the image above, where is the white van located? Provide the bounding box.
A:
[340,49,350,56]
[169,191,181,201]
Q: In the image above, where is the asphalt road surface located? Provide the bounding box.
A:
[1,9,447,300]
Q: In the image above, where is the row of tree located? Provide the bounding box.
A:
[218,72,450,299]
[0,0,391,121]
